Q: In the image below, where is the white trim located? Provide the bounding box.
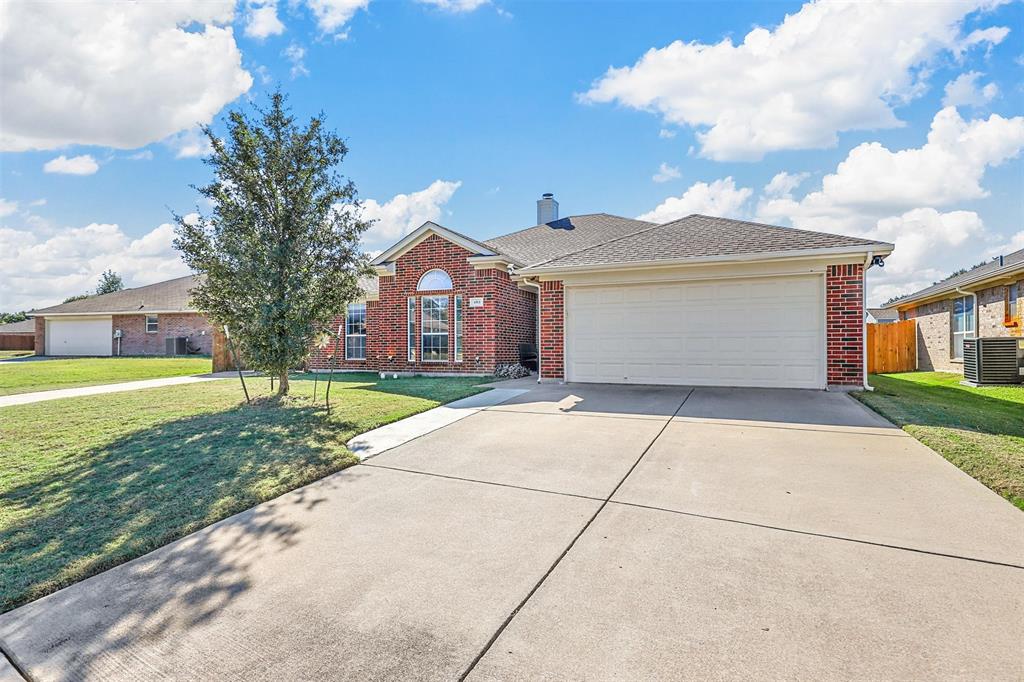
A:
[454,294,463,363]
[145,314,159,334]
[517,243,894,277]
[370,221,496,265]
[417,268,454,291]
[407,297,416,363]
[467,255,516,270]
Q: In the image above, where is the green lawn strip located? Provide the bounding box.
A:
[0,351,34,360]
[852,372,1024,511]
[0,372,489,612]
[0,356,213,396]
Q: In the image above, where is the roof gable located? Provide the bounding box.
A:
[519,214,893,272]
[370,221,497,266]
[893,248,1024,308]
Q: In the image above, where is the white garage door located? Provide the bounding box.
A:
[565,275,825,389]
[46,317,112,356]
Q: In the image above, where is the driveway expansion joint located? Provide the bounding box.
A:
[457,387,695,681]
[358,462,605,503]
[609,500,1024,571]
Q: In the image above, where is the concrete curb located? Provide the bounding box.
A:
[348,388,530,460]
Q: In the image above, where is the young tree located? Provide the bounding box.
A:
[174,92,370,397]
[96,270,124,295]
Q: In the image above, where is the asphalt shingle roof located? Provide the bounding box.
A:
[523,214,892,270]
[484,213,656,266]
[32,275,202,315]
[0,319,35,334]
[893,248,1024,306]
[867,308,899,322]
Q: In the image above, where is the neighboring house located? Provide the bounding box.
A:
[0,319,37,351]
[310,195,893,390]
[866,307,899,324]
[894,249,1024,373]
[31,276,214,357]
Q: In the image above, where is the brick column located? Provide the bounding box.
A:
[34,316,45,355]
[539,280,564,380]
[826,263,864,386]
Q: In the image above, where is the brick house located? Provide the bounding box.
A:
[894,249,1024,373]
[311,196,893,390]
[31,275,214,357]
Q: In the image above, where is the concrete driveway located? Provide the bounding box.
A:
[2,384,1022,680]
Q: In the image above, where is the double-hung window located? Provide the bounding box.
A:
[345,303,366,360]
[1008,282,1019,322]
[421,296,449,362]
[145,315,158,333]
[952,295,975,360]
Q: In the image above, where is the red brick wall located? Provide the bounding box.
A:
[112,313,213,356]
[539,280,564,380]
[34,316,45,354]
[308,234,536,374]
[826,263,864,385]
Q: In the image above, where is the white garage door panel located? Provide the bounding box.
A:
[566,275,824,389]
[46,318,112,356]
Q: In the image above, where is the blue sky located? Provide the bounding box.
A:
[1,0,1022,310]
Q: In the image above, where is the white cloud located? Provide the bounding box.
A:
[43,155,99,176]
[0,220,192,311]
[638,177,752,223]
[244,1,285,39]
[581,1,1009,160]
[357,180,462,252]
[762,171,809,199]
[127,150,154,161]
[658,129,677,139]
[0,199,17,218]
[942,71,999,107]
[753,108,1024,304]
[759,107,1024,233]
[305,0,370,38]
[0,1,252,152]
[417,0,490,11]
[282,43,309,79]
[167,128,213,159]
[652,162,682,183]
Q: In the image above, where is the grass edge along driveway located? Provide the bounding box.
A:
[0,356,213,396]
[853,371,1024,511]
[0,372,490,612]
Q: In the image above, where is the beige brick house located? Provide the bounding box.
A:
[894,249,1023,373]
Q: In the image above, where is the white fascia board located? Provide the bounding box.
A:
[467,255,515,270]
[370,221,496,266]
[518,243,895,278]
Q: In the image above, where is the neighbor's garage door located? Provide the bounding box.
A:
[565,275,825,389]
[45,317,112,356]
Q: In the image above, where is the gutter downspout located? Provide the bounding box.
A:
[863,252,874,391]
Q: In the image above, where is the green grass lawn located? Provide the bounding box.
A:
[0,350,34,360]
[0,372,490,612]
[0,356,212,396]
[853,372,1024,511]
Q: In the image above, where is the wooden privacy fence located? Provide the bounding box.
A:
[0,334,35,351]
[867,319,917,374]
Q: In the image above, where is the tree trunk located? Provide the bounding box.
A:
[277,371,290,396]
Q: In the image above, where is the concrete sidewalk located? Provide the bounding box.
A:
[0,373,236,408]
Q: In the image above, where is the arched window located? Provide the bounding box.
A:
[417,269,453,291]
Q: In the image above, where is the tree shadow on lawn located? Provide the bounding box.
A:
[1,400,362,614]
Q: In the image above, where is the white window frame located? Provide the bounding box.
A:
[952,295,974,360]
[454,295,463,362]
[408,297,416,362]
[421,295,449,363]
[345,302,366,361]
[417,269,453,291]
[1009,282,1019,321]
[145,315,158,333]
